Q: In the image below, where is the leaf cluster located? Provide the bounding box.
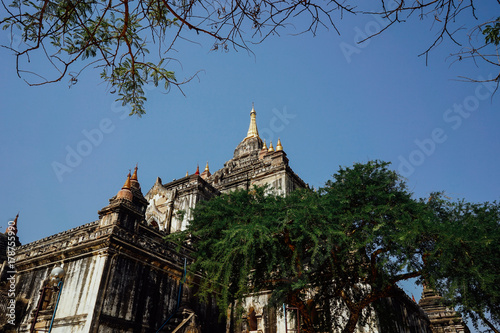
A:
[484,17,500,46]
[2,0,498,114]
[1,0,179,115]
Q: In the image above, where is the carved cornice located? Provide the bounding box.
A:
[15,217,193,276]
[109,223,192,268]
[15,222,114,271]
[146,175,219,201]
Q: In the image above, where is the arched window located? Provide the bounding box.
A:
[247,307,258,331]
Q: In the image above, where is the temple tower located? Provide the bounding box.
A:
[419,286,470,333]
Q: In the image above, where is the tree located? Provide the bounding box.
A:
[1,0,499,115]
[170,160,500,332]
[424,195,500,333]
[170,161,436,332]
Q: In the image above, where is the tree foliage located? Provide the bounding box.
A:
[424,195,500,333]
[169,160,500,333]
[484,17,500,46]
[1,0,499,115]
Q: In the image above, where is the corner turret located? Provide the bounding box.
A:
[98,167,148,229]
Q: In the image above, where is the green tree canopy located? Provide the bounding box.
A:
[170,160,500,332]
[1,0,499,115]
[424,195,500,333]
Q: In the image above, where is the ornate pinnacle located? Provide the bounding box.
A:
[245,104,260,139]
[131,164,138,181]
[268,141,274,152]
[123,172,132,189]
[276,138,283,151]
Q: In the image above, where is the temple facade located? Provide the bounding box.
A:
[0,106,470,333]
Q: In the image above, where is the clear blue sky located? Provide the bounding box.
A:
[1,1,499,329]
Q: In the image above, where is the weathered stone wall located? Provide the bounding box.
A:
[16,251,108,332]
[95,253,181,332]
[374,294,433,333]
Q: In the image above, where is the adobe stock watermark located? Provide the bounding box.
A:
[51,82,159,182]
[398,75,497,178]
[339,2,398,64]
[259,106,296,146]
[7,32,22,50]
[5,218,17,326]
[51,119,116,182]
[2,27,23,50]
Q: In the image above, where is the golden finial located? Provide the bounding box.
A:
[245,103,260,139]
[130,164,141,190]
[122,172,132,191]
[131,164,138,181]
[262,140,267,150]
[186,170,189,177]
[276,138,283,151]
[201,161,211,179]
[268,141,275,152]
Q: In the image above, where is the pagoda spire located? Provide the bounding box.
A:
[124,172,131,189]
[131,164,138,181]
[116,172,133,201]
[130,164,141,190]
[194,165,200,175]
[245,103,260,139]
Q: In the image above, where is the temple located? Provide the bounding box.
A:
[0,106,470,332]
